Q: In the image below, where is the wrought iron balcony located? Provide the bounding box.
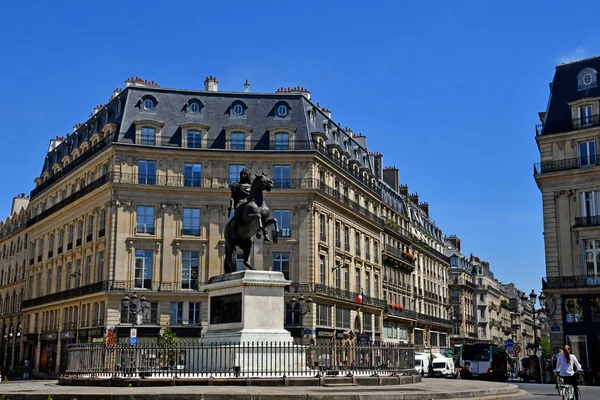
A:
[382,244,416,267]
[181,228,201,236]
[575,215,600,227]
[23,280,110,309]
[286,282,386,309]
[536,115,600,136]
[543,275,600,289]
[534,155,599,174]
[135,225,155,235]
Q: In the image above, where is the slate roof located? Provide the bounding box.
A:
[39,82,377,179]
[540,55,600,135]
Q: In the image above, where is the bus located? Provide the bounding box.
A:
[459,343,508,381]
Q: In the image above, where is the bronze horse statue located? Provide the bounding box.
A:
[224,173,279,273]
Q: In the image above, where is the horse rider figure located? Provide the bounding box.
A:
[228,168,252,240]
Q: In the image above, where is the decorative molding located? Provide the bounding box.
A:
[570,139,575,149]
[557,141,564,150]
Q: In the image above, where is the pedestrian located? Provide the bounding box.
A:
[555,345,581,400]
[23,359,29,379]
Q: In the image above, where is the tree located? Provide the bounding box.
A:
[157,324,179,367]
[540,337,551,359]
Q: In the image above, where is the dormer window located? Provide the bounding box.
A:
[584,74,593,85]
[578,67,598,91]
[232,104,244,116]
[143,99,154,110]
[190,102,200,113]
[276,105,287,117]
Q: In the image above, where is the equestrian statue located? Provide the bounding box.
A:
[224,169,279,273]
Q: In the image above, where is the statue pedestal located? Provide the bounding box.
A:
[199,271,305,375]
[202,270,293,344]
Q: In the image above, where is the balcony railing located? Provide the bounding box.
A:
[286,282,386,309]
[382,245,416,267]
[534,155,599,174]
[575,215,600,227]
[30,132,116,199]
[181,228,201,237]
[135,225,156,235]
[543,275,600,289]
[23,280,110,309]
[536,115,600,136]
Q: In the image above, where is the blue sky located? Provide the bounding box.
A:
[0,1,593,293]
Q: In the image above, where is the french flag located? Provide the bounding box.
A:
[356,292,364,304]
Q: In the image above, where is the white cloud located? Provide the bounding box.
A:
[557,46,589,64]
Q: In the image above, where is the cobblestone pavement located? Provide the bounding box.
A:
[0,378,522,399]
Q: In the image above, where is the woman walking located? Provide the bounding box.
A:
[555,345,582,400]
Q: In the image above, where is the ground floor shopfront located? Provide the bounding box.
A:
[0,316,23,372]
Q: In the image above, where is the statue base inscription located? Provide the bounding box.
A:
[202,270,294,344]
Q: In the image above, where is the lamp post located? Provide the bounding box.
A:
[290,294,312,341]
[520,289,545,382]
[122,293,150,376]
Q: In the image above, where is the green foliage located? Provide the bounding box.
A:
[541,337,551,359]
[128,383,133,388]
[47,395,54,400]
[157,324,179,367]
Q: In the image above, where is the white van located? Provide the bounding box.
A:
[432,357,457,379]
[415,352,429,375]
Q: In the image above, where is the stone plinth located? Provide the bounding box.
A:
[202,270,293,344]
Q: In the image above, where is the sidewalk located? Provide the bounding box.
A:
[0,379,522,400]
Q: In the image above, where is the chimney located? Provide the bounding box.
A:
[419,202,429,216]
[383,166,399,191]
[321,107,331,119]
[204,76,218,92]
[11,194,29,215]
[538,112,546,123]
[113,88,121,98]
[94,105,102,114]
[288,86,311,100]
[446,235,461,252]
[408,192,419,205]
[370,152,383,180]
[352,133,367,150]
[244,79,250,93]
[398,184,408,196]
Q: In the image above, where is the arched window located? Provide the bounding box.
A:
[190,102,200,113]
[232,104,244,116]
[143,99,154,110]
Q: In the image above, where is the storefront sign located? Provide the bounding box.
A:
[89,328,103,338]
[551,324,561,332]
[317,329,334,338]
[41,332,57,341]
[60,331,76,340]
[26,333,38,341]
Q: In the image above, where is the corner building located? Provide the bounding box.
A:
[535,56,600,373]
[20,77,451,374]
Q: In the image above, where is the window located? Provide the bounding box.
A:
[344,227,350,251]
[230,132,245,150]
[273,165,290,188]
[319,255,326,284]
[579,105,594,126]
[365,237,370,260]
[138,160,157,185]
[334,261,341,288]
[344,266,349,291]
[363,313,373,332]
[170,302,183,324]
[450,257,458,267]
[58,229,64,251]
[85,255,91,284]
[66,263,72,290]
[579,140,596,167]
[365,272,371,297]
[140,127,156,145]
[187,130,201,148]
[36,272,42,297]
[374,275,379,298]
[75,259,81,287]
[46,269,52,296]
[182,208,201,236]
[134,249,153,289]
[99,209,106,237]
[276,105,287,117]
[56,266,62,293]
[374,314,381,333]
[142,302,158,324]
[581,191,600,219]
[87,215,94,241]
[189,102,200,113]
[274,132,289,150]
[136,206,155,234]
[143,99,154,110]
[355,268,361,293]
[316,304,332,327]
[68,225,74,247]
[184,163,202,187]
[97,252,104,282]
[335,222,341,248]
[319,214,326,241]
[336,307,351,329]
[564,298,584,323]
[355,231,361,257]
[285,303,301,325]
[232,104,244,116]
[189,302,201,324]
[273,210,290,237]
[583,74,593,85]
[181,251,199,290]
[76,221,83,246]
[229,164,246,186]
[273,252,290,280]
[584,239,600,278]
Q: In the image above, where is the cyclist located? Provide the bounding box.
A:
[555,345,582,400]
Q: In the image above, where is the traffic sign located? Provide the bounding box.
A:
[505,339,514,347]
[513,344,522,354]
[130,337,137,346]
[130,328,137,338]
[536,350,542,358]
[507,347,514,355]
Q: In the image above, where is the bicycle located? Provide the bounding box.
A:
[555,371,582,400]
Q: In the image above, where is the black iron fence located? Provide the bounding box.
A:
[287,282,386,309]
[65,342,415,378]
[543,275,600,289]
[533,155,600,174]
[536,115,600,136]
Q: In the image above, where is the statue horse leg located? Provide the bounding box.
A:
[262,214,279,243]
[243,203,268,241]
[239,238,254,270]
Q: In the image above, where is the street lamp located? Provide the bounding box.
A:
[122,293,150,328]
[290,294,312,340]
[520,289,546,382]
